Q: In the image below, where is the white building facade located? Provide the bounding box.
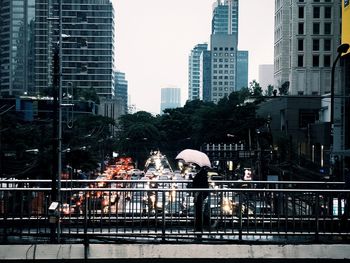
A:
[274,0,342,96]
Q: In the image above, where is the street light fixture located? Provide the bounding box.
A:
[330,43,350,180]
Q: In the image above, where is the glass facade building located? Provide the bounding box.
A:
[0,0,115,98]
[114,71,128,115]
[212,0,239,38]
[161,87,181,113]
[236,50,248,90]
[0,0,36,96]
[50,0,115,99]
[188,43,208,101]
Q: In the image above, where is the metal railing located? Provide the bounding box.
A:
[0,179,349,244]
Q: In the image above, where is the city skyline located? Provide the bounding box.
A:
[114,0,274,114]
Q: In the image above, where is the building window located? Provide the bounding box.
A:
[324,55,331,67]
[324,6,332,18]
[324,39,331,51]
[313,55,319,67]
[324,22,331,34]
[313,39,319,51]
[298,6,304,18]
[298,39,304,51]
[313,23,320,34]
[313,6,320,18]
[298,23,304,34]
[298,55,304,67]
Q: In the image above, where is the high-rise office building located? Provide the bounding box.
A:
[237,50,248,90]
[51,0,115,99]
[210,0,239,102]
[212,0,239,38]
[200,50,212,102]
[161,87,181,113]
[188,43,208,101]
[0,0,36,96]
[114,71,128,115]
[210,34,237,102]
[274,0,342,96]
[0,0,115,99]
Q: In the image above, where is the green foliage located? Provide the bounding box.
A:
[76,86,100,104]
[265,85,274,96]
[249,80,263,97]
[279,81,290,95]
[115,91,267,166]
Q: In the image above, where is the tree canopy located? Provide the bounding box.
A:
[115,89,267,167]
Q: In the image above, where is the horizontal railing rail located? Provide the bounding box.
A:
[0,180,349,244]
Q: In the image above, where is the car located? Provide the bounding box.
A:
[128,169,145,179]
[251,200,272,215]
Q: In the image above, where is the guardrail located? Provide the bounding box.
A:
[0,180,349,244]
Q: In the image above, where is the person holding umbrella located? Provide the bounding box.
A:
[176,149,211,232]
[192,165,210,232]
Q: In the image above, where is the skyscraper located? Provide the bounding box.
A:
[210,34,237,102]
[210,0,239,102]
[51,0,115,99]
[0,0,36,96]
[188,43,208,101]
[0,0,115,100]
[236,50,248,90]
[161,87,181,113]
[212,0,239,38]
[274,0,342,96]
[114,71,128,115]
[200,50,212,102]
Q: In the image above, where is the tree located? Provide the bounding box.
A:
[279,81,289,95]
[264,85,274,96]
[117,111,161,166]
[76,86,100,104]
[249,80,263,97]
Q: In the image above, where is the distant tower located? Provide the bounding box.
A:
[237,50,249,90]
[114,71,128,115]
[188,43,208,101]
[200,50,212,102]
[210,0,239,103]
[161,87,181,113]
[212,0,239,39]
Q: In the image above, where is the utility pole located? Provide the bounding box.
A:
[330,44,349,181]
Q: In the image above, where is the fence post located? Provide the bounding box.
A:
[84,192,89,259]
[315,194,319,242]
[238,192,242,241]
[162,190,166,242]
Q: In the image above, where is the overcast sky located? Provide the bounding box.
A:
[113,0,274,114]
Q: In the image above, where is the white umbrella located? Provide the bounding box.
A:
[175,149,211,168]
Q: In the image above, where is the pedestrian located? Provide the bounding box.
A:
[191,166,209,232]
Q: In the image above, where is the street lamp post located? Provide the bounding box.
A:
[330,43,350,180]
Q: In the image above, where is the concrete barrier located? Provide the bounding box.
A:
[0,244,350,261]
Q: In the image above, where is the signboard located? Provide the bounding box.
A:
[343,0,350,55]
